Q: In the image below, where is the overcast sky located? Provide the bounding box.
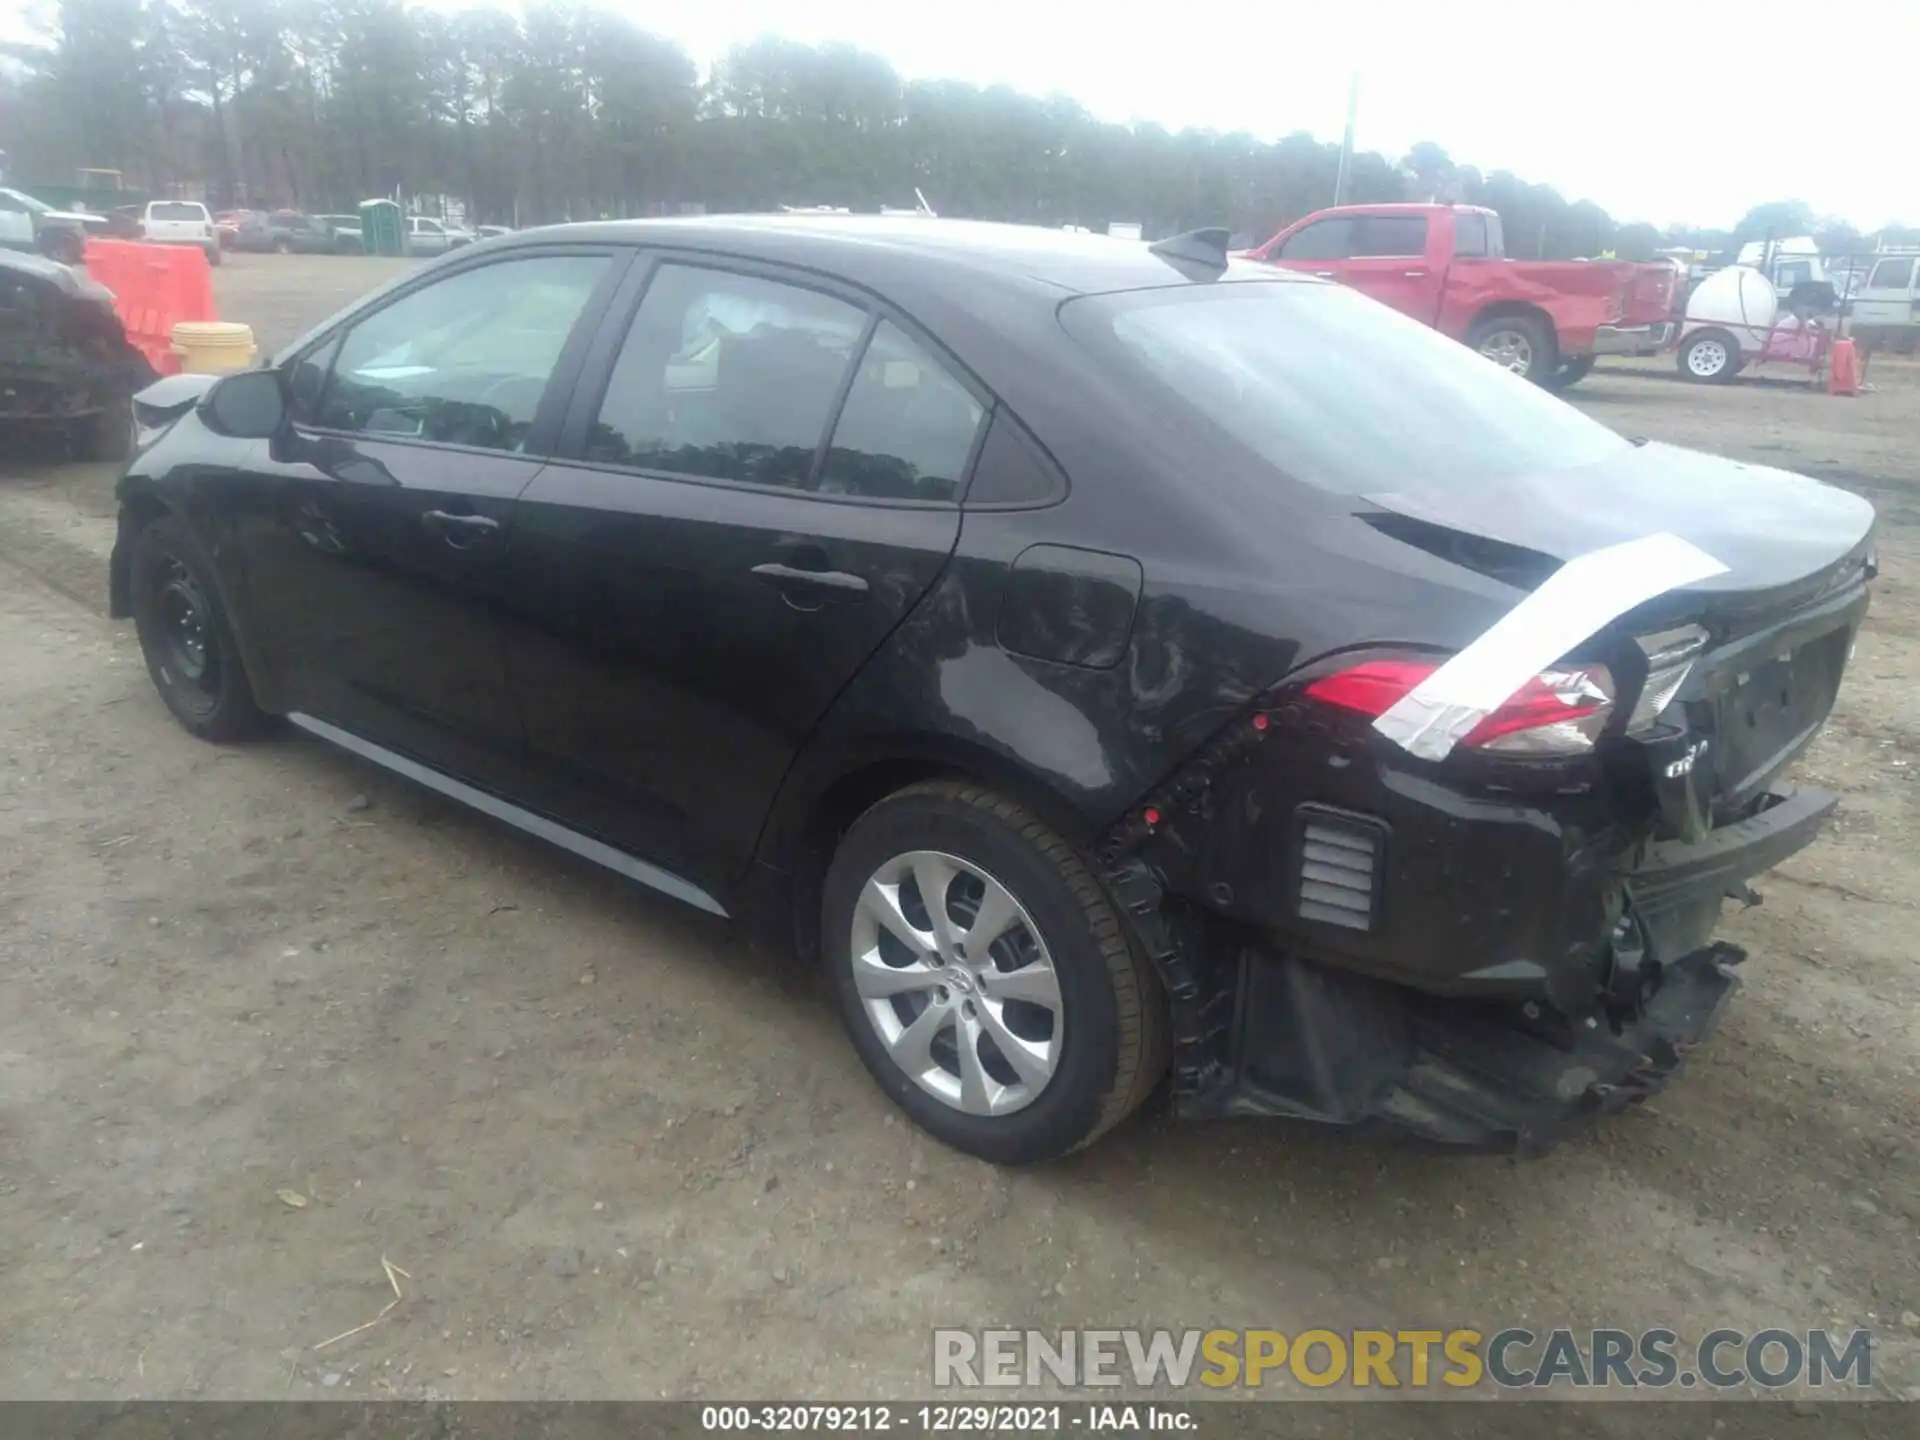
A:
[5,0,1914,229]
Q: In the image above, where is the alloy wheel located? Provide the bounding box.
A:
[849,849,1064,1117]
[1478,329,1534,375]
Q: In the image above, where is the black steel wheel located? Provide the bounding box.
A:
[130,514,270,741]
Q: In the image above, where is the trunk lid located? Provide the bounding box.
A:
[1366,440,1875,604]
[1367,442,1875,835]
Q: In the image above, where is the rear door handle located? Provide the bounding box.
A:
[1313,270,1338,278]
[422,510,500,548]
[751,561,869,597]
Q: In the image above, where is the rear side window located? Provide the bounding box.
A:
[1063,283,1628,499]
[1352,216,1428,257]
[314,254,608,450]
[1452,214,1489,258]
[817,321,984,502]
[589,263,867,490]
[149,202,206,221]
[1276,218,1353,261]
[1869,257,1914,291]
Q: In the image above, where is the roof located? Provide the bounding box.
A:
[491,213,1299,298]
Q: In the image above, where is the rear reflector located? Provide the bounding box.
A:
[1295,805,1387,931]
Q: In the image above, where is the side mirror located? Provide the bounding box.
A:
[200,368,287,439]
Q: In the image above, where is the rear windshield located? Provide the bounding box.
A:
[150,202,206,221]
[1061,281,1627,497]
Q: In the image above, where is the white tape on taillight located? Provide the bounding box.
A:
[1374,532,1727,762]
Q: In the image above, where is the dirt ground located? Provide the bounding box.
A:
[0,251,1916,1409]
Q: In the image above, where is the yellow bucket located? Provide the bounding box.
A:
[170,321,258,375]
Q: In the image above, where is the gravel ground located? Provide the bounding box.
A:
[0,253,1915,1413]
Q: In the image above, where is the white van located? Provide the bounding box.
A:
[142,200,220,265]
[1849,252,1920,350]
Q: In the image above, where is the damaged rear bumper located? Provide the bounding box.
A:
[1190,939,1742,1153]
[1165,784,1837,1152]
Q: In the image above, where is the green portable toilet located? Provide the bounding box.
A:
[357,198,403,257]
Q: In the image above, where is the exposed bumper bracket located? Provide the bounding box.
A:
[1182,940,1746,1153]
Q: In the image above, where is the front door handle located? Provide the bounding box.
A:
[1313,270,1338,278]
[422,510,500,548]
[751,561,870,598]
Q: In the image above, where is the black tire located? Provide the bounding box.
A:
[1678,330,1740,383]
[76,393,133,463]
[129,513,270,742]
[274,237,291,255]
[822,780,1168,1164]
[1536,355,1596,391]
[205,243,222,267]
[1466,313,1557,383]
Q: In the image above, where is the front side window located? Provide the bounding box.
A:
[817,321,985,502]
[588,263,867,489]
[1063,282,1628,499]
[1276,219,1354,262]
[313,253,608,452]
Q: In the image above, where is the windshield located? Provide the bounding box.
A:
[1062,281,1629,497]
[2,187,52,216]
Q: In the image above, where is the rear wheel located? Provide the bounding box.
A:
[1679,330,1740,383]
[822,781,1168,1164]
[130,514,269,742]
[204,242,222,267]
[1467,314,1557,383]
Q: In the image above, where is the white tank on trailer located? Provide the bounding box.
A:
[1685,265,1778,331]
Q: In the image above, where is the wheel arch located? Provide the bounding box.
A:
[757,736,1103,965]
[114,486,283,711]
[109,488,171,619]
[1466,301,1559,345]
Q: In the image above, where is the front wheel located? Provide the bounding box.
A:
[1467,314,1557,383]
[822,781,1168,1164]
[130,514,270,742]
[76,393,133,462]
[42,229,84,266]
[1679,331,1740,383]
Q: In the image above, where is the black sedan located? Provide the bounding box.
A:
[109,217,1875,1162]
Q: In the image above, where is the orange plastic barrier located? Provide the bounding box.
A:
[1828,337,1862,396]
[82,239,217,377]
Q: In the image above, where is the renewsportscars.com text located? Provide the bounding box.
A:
[932,1327,1874,1391]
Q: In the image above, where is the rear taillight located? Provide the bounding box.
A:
[1305,657,1616,756]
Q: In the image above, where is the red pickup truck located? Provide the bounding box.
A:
[1243,203,1680,390]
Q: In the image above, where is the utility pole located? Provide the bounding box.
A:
[1332,73,1360,207]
